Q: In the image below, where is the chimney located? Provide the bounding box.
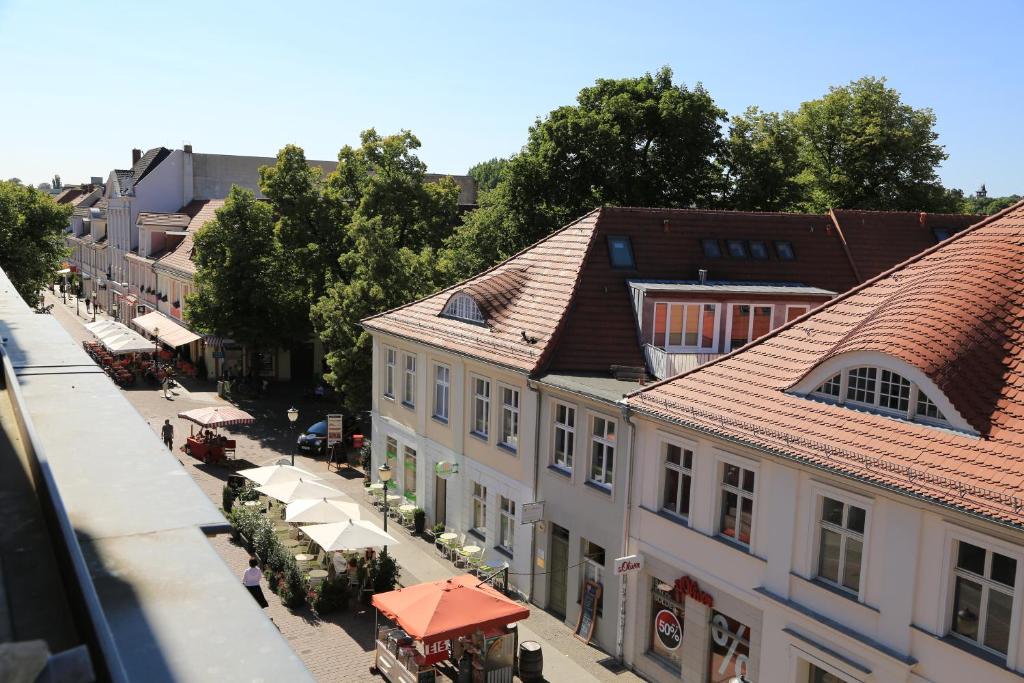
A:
[183,144,192,153]
[698,268,708,285]
[132,148,142,165]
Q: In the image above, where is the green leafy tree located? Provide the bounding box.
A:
[441,66,727,279]
[958,191,1022,215]
[792,77,950,211]
[724,107,803,211]
[0,181,71,306]
[468,157,508,192]
[185,186,307,360]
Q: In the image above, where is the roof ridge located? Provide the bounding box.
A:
[603,205,832,218]
[626,199,1024,398]
[361,207,602,326]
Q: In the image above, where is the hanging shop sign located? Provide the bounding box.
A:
[434,461,459,478]
[672,575,713,608]
[614,554,643,576]
[521,501,544,524]
[653,609,682,651]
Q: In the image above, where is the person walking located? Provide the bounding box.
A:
[161,419,174,450]
[242,558,269,608]
[162,375,171,400]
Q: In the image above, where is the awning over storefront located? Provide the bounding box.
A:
[132,311,201,348]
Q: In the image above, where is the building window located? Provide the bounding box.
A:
[786,304,810,322]
[726,239,747,258]
[845,366,877,404]
[811,365,948,425]
[808,663,847,683]
[748,240,769,260]
[816,374,841,398]
[653,302,718,351]
[580,540,606,614]
[719,462,755,547]
[607,235,635,269]
[589,416,616,489]
[552,403,576,471]
[498,496,515,555]
[384,348,396,399]
[661,443,693,519]
[472,483,487,536]
[649,578,684,668]
[709,611,751,683]
[878,369,911,412]
[933,227,952,242]
[817,496,866,593]
[774,240,796,260]
[433,364,450,422]
[385,436,398,472]
[500,386,520,451]
[728,304,773,351]
[402,355,416,406]
[701,239,722,258]
[472,377,490,438]
[403,446,417,503]
[950,540,1016,655]
[917,392,945,420]
[442,292,485,324]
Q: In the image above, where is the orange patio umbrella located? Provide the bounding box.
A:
[372,575,529,644]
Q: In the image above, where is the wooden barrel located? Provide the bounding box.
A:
[518,641,543,681]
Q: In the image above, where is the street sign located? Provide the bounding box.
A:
[326,413,343,448]
[521,501,544,524]
[614,554,643,576]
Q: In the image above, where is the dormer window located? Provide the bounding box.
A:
[441,292,485,324]
[607,235,635,269]
[812,366,947,425]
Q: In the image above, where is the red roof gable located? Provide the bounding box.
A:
[628,201,1024,525]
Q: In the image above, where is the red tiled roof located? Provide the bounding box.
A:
[154,199,224,277]
[138,212,191,229]
[362,211,600,372]
[628,201,1024,525]
[363,206,980,376]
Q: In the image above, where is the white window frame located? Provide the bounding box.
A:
[403,446,417,502]
[498,496,515,555]
[811,365,949,426]
[499,385,520,452]
[471,376,490,439]
[941,525,1024,664]
[588,415,616,490]
[402,354,416,407]
[443,291,485,323]
[785,304,810,323]
[651,301,720,352]
[383,347,396,399]
[551,401,576,473]
[433,363,450,422]
[725,302,775,352]
[811,486,873,600]
[471,482,487,537]
[660,438,695,522]
[715,451,759,550]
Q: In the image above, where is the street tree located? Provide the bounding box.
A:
[186,186,307,364]
[723,107,803,211]
[0,180,70,307]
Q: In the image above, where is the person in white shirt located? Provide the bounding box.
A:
[242,557,269,608]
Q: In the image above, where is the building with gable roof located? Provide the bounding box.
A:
[360,204,979,652]
[621,201,1024,682]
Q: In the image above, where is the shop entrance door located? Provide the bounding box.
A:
[549,524,569,619]
[434,476,447,527]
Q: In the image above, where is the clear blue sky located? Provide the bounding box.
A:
[1,0,1021,195]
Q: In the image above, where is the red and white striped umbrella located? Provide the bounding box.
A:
[177,406,256,428]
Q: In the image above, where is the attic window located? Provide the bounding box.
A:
[749,240,769,260]
[726,240,747,258]
[441,292,485,324]
[701,239,722,259]
[607,235,635,269]
[811,366,948,426]
[774,241,796,260]
[932,227,952,243]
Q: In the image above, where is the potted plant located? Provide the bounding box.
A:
[432,523,446,549]
[413,508,427,535]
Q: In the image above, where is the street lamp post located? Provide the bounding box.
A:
[91,291,97,322]
[62,273,67,304]
[112,302,119,323]
[287,407,299,466]
[153,326,160,373]
[378,462,392,556]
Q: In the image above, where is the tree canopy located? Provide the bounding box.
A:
[467,157,508,192]
[0,181,70,307]
[723,107,802,211]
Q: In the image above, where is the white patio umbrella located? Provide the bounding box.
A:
[286,497,363,524]
[301,519,399,552]
[102,330,157,354]
[86,320,123,338]
[239,464,324,487]
[256,478,348,504]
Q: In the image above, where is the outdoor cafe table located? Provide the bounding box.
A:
[281,538,301,550]
[398,504,416,513]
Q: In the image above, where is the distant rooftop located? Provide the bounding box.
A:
[627,279,836,297]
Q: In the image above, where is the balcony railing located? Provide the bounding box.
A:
[643,344,722,380]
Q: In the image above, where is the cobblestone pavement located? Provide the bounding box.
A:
[45,290,645,683]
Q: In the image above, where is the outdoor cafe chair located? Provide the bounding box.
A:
[456,543,481,569]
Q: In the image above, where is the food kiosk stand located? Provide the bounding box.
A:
[371,575,529,683]
[177,406,254,464]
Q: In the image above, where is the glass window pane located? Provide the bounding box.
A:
[991,553,1017,587]
[701,304,716,348]
[821,497,844,526]
[957,542,986,575]
[666,444,681,466]
[741,469,755,493]
[984,589,1013,654]
[729,305,750,349]
[653,303,667,345]
[720,491,738,539]
[951,576,982,641]
[749,240,768,260]
[723,464,740,487]
[669,305,683,346]
[843,538,862,591]
[663,468,679,513]
[684,304,699,346]
[679,474,691,516]
[751,306,772,339]
[739,497,752,543]
[846,505,866,534]
[818,528,841,583]
[683,449,693,469]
